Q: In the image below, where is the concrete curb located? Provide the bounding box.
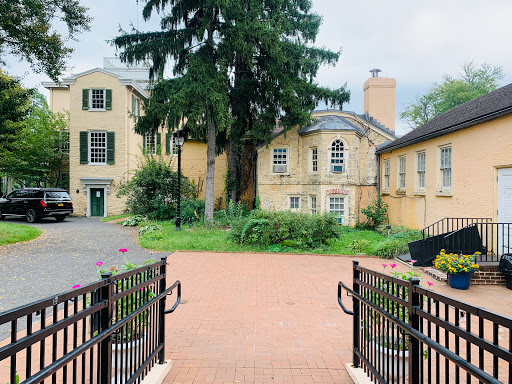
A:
[140,360,172,384]
[346,363,372,384]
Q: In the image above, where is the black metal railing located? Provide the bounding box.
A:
[339,261,512,383]
[0,256,181,384]
[412,218,511,265]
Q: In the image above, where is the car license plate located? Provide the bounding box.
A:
[58,203,64,207]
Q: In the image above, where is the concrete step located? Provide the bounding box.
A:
[421,267,447,282]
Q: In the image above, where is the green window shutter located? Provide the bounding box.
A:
[165,133,170,154]
[79,131,88,163]
[107,132,115,164]
[105,89,112,110]
[82,89,89,110]
[156,133,161,154]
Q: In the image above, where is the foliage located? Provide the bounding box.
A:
[0,222,42,246]
[0,0,91,81]
[401,62,504,129]
[122,215,146,227]
[180,198,205,225]
[117,155,195,220]
[114,0,349,222]
[368,229,422,259]
[214,200,250,227]
[347,239,371,253]
[137,223,163,236]
[361,195,388,228]
[434,250,480,274]
[375,224,411,236]
[230,210,341,248]
[2,91,70,188]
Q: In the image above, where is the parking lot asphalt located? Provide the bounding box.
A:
[0,216,168,312]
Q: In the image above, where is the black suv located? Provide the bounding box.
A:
[0,188,73,223]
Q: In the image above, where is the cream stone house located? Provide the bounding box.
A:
[377,83,512,230]
[43,58,226,217]
[256,71,397,226]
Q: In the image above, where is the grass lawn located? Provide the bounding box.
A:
[0,222,42,246]
[138,221,421,257]
[100,214,131,223]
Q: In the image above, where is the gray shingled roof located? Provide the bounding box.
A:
[297,115,365,135]
[377,83,512,154]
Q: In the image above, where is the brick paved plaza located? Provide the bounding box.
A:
[162,251,512,384]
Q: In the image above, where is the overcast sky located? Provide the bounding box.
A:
[5,0,512,135]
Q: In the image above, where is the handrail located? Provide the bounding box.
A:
[337,281,353,315]
[165,280,181,314]
[338,280,502,384]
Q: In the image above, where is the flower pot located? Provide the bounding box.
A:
[372,341,409,381]
[112,335,146,384]
[448,271,474,290]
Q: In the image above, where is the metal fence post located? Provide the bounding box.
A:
[99,272,113,384]
[353,260,360,368]
[158,257,167,364]
[409,277,421,384]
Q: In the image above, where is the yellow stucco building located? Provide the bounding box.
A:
[377,83,512,230]
[43,58,226,217]
[256,71,397,226]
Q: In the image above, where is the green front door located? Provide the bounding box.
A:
[90,188,104,216]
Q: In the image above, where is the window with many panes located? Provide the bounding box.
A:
[440,146,452,189]
[273,148,288,173]
[329,197,345,224]
[60,131,70,154]
[311,148,318,172]
[91,89,105,110]
[383,159,390,190]
[145,134,157,155]
[398,156,406,190]
[417,152,426,190]
[330,140,344,172]
[290,197,300,209]
[310,196,317,214]
[89,132,106,163]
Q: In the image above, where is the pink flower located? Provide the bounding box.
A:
[382,264,388,268]
[96,261,103,266]
[72,285,80,289]
[109,266,118,272]
[410,259,417,263]
[427,281,434,286]
[390,263,397,268]
[119,248,128,253]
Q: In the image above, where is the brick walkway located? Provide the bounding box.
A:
[162,251,512,384]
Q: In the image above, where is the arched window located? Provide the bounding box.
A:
[330,139,344,172]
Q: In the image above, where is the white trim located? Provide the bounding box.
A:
[289,196,301,210]
[88,131,107,164]
[439,144,452,192]
[415,150,426,192]
[328,138,348,174]
[326,195,348,225]
[397,155,406,191]
[80,177,113,217]
[89,88,106,111]
[270,147,290,175]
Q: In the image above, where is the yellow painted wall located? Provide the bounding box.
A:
[380,114,512,229]
[50,88,70,112]
[363,77,396,132]
[257,111,392,226]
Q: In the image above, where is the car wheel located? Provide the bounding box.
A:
[55,215,67,222]
[26,209,38,223]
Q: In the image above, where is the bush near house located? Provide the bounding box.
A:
[230,210,341,248]
[116,155,196,220]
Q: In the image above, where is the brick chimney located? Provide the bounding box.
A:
[363,69,396,132]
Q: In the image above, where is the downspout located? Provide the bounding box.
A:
[376,153,381,194]
[252,149,258,208]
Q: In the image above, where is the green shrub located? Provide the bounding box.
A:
[361,195,388,228]
[116,154,195,220]
[138,223,163,235]
[368,230,422,259]
[348,239,371,253]
[123,215,146,227]
[375,224,414,236]
[180,198,205,225]
[230,210,340,247]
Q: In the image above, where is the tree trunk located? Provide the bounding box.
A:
[226,139,239,204]
[204,111,216,224]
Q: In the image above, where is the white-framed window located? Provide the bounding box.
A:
[145,134,157,155]
[132,95,140,117]
[290,196,300,210]
[398,155,406,190]
[416,152,426,190]
[329,196,345,224]
[330,139,344,173]
[89,131,106,163]
[60,131,70,154]
[90,89,106,110]
[273,148,288,173]
[310,196,317,214]
[440,146,452,189]
[311,148,318,172]
[383,159,390,190]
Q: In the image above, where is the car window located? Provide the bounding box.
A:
[16,190,31,198]
[33,191,44,199]
[45,191,71,200]
[6,191,18,198]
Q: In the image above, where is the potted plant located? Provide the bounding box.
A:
[434,249,480,290]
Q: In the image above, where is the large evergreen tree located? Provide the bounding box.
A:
[114,0,349,222]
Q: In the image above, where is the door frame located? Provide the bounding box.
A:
[80,177,113,217]
[89,187,106,217]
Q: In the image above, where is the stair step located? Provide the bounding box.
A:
[421,267,447,282]
[397,253,411,262]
